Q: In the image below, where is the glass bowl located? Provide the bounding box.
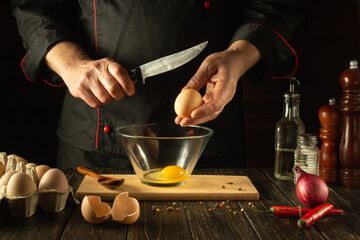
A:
[116,123,213,187]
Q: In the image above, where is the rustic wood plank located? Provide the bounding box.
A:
[182,168,259,240]
[326,183,360,214]
[0,204,75,240]
[219,168,324,240]
[262,168,360,240]
[127,201,192,240]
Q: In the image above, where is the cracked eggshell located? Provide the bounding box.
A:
[6,172,37,198]
[81,195,111,224]
[112,192,140,224]
[35,165,50,181]
[38,168,69,191]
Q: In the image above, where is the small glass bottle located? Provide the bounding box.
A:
[274,78,305,180]
[294,133,320,183]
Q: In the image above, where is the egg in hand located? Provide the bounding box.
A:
[174,89,202,118]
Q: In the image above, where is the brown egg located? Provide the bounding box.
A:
[174,89,202,118]
[112,192,140,224]
[81,195,112,224]
[0,162,5,178]
[0,171,16,187]
[35,165,51,181]
[26,163,38,168]
[38,168,69,191]
[8,154,28,164]
[6,172,37,198]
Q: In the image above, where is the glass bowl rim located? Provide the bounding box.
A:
[116,123,213,140]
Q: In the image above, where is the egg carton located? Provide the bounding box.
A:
[0,152,79,217]
[0,185,79,217]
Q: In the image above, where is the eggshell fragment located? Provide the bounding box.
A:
[81,195,111,224]
[38,168,69,191]
[35,165,51,181]
[112,192,140,224]
[6,172,37,198]
[174,89,202,118]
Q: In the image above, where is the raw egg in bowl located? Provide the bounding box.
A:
[116,123,213,186]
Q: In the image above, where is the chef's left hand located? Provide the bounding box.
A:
[175,40,261,126]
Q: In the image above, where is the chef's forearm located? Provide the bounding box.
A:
[227,40,261,76]
[45,41,90,79]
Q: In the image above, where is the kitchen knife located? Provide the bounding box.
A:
[130,41,208,84]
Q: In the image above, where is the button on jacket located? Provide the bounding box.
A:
[10,0,304,167]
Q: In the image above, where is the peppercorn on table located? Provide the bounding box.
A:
[0,167,359,240]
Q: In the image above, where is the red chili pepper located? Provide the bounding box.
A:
[297,203,334,228]
[270,206,343,217]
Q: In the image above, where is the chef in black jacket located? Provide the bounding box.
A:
[10,0,304,168]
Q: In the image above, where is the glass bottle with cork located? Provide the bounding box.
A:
[274,77,305,180]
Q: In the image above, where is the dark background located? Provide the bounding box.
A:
[1,1,360,168]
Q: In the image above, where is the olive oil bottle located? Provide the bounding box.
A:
[274,78,305,180]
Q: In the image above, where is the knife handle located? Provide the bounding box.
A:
[129,67,144,84]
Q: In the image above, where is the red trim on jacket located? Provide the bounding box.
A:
[96,108,100,150]
[252,23,298,79]
[21,50,65,87]
[94,0,100,150]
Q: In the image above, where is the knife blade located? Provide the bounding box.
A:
[130,41,208,84]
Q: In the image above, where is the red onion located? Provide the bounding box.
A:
[293,166,329,207]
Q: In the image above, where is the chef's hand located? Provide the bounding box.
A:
[45,41,135,108]
[175,40,261,126]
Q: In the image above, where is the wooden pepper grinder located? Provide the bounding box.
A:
[319,98,341,182]
[339,60,360,187]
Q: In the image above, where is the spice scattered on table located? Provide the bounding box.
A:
[151,200,245,216]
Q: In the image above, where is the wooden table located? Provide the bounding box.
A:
[0,168,359,240]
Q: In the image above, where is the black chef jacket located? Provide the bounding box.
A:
[10,0,304,167]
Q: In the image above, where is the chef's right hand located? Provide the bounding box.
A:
[45,41,135,108]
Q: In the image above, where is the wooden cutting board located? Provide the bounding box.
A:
[75,174,259,201]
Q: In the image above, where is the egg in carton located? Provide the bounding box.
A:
[0,153,79,217]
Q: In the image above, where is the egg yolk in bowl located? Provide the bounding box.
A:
[142,165,190,185]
